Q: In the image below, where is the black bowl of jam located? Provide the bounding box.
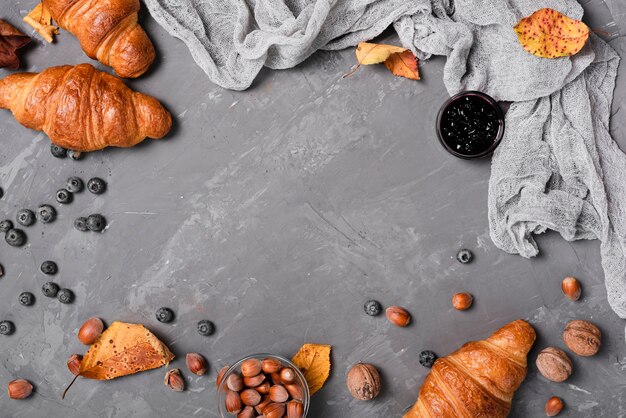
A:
[436,91,505,159]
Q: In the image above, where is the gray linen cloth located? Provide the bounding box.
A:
[145,1,625,319]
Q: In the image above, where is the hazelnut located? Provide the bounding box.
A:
[241,358,263,377]
[263,402,286,418]
[386,306,411,327]
[287,400,304,418]
[77,317,104,345]
[67,354,83,376]
[285,383,304,401]
[452,292,473,311]
[241,388,262,406]
[185,353,208,376]
[255,395,272,414]
[279,367,295,384]
[561,277,582,301]
[8,379,33,400]
[270,372,283,385]
[227,373,244,392]
[262,358,282,374]
[237,406,256,418]
[536,347,572,382]
[563,320,601,356]
[269,385,289,403]
[164,368,185,392]
[346,363,381,400]
[545,396,564,416]
[217,365,230,388]
[254,381,271,394]
[244,374,266,388]
[226,389,243,414]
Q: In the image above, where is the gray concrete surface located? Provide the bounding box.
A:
[1,1,625,417]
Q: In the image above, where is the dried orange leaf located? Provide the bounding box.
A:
[292,343,331,395]
[356,42,407,65]
[0,20,31,70]
[384,49,420,80]
[514,8,589,58]
[23,2,58,43]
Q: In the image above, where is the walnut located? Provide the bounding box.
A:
[563,320,601,357]
[346,363,381,400]
[536,347,572,382]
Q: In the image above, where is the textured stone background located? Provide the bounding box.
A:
[1,1,625,417]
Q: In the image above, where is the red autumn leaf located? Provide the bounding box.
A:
[0,20,31,70]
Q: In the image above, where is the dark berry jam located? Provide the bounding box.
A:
[437,92,504,158]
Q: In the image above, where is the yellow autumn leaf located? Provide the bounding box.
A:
[23,2,58,43]
[356,42,408,65]
[292,343,331,395]
[514,8,589,59]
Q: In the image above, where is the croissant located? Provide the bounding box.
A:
[0,64,171,152]
[43,0,155,78]
[404,320,536,418]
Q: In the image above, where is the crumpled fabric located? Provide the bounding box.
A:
[146,0,625,322]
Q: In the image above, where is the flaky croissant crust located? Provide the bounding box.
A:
[404,320,536,418]
[0,64,171,151]
[43,0,155,78]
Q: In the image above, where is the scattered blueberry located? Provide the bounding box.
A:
[5,229,26,247]
[364,300,383,316]
[50,143,67,158]
[197,320,215,336]
[0,220,13,233]
[40,260,58,275]
[419,350,438,368]
[37,204,56,224]
[19,292,35,306]
[456,249,473,264]
[0,320,15,335]
[66,177,84,193]
[42,282,60,298]
[57,288,74,304]
[86,214,106,232]
[156,307,174,323]
[16,209,35,227]
[74,217,89,232]
[87,177,106,195]
[68,150,82,160]
[56,189,73,204]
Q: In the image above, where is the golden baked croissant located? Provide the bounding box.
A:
[0,64,171,152]
[404,320,536,418]
[43,0,155,78]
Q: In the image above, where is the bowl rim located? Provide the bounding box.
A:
[217,353,310,417]
[435,90,505,159]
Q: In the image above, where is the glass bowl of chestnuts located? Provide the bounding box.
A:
[217,353,310,418]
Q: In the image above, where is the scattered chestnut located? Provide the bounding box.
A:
[561,276,582,301]
[452,292,473,311]
[280,367,296,384]
[164,368,184,392]
[77,317,104,345]
[67,354,83,376]
[186,353,208,376]
[8,379,33,400]
[545,396,564,416]
[241,358,262,377]
[386,306,411,327]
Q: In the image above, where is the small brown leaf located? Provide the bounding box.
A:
[23,2,58,43]
[384,49,420,80]
[0,20,31,70]
[346,42,420,81]
[292,343,331,395]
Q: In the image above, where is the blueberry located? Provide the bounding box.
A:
[19,292,35,306]
[197,320,215,336]
[86,214,106,232]
[56,189,73,204]
[42,282,59,298]
[74,217,89,232]
[419,350,438,368]
[87,177,106,195]
[37,204,56,224]
[50,143,67,158]
[66,177,84,193]
[57,288,74,304]
[156,307,174,323]
[456,249,473,264]
[16,209,35,226]
[364,300,382,316]
[0,320,15,335]
[5,229,26,247]
[0,220,13,233]
[68,150,82,160]
[40,260,58,275]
